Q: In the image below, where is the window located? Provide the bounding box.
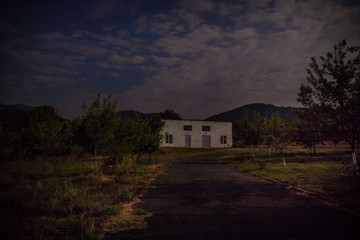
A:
[202,126,211,131]
[183,125,192,131]
[166,134,173,144]
[220,135,227,144]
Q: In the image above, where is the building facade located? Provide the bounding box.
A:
[160,119,232,148]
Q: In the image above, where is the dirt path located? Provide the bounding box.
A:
[105,153,360,239]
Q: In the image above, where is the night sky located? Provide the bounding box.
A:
[1,0,359,119]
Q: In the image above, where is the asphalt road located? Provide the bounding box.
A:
[105,153,360,240]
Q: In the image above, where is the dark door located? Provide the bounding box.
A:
[202,135,211,148]
[185,135,191,148]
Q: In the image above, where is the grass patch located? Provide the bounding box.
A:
[0,148,221,239]
[221,147,360,213]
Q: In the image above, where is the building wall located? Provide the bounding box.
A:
[160,120,232,148]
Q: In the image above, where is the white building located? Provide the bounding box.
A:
[160,119,232,148]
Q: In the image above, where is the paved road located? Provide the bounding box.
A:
[106,154,360,239]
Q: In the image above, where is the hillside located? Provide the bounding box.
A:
[205,103,298,122]
[117,110,157,119]
[0,103,34,112]
[0,103,34,124]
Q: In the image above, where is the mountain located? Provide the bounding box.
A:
[117,110,158,119]
[205,103,298,122]
[0,103,34,111]
[0,103,34,125]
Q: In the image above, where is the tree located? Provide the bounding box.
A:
[143,116,164,162]
[263,113,284,158]
[159,109,181,120]
[0,122,23,161]
[124,115,163,162]
[297,39,360,172]
[295,107,326,156]
[235,109,264,159]
[26,105,72,176]
[82,94,118,174]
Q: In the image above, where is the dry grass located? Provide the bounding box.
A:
[0,148,220,239]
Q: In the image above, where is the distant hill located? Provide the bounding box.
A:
[0,103,34,112]
[205,103,298,122]
[117,110,158,119]
[0,103,34,126]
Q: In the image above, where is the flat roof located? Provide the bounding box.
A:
[161,119,232,124]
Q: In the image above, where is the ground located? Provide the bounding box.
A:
[104,153,360,240]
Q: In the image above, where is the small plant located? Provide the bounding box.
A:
[257,161,267,169]
[54,179,77,214]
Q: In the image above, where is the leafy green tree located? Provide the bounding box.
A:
[106,117,135,165]
[159,109,181,120]
[143,116,164,162]
[295,107,326,156]
[26,105,72,176]
[263,113,284,158]
[0,122,23,161]
[124,115,163,162]
[297,39,360,171]
[82,94,118,174]
[235,109,264,158]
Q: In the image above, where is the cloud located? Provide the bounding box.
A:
[87,0,120,19]
[218,2,244,16]
[246,0,272,9]
[115,0,360,118]
[1,0,359,119]
[178,0,217,12]
[274,0,295,13]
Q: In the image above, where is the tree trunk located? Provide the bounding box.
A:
[268,146,271,159]
[53,156,57,178]
[282,150,287,168]
[352,146,358,174]
[94,145,97,174]
[44,155,47,175]
[313,144,316,155]
[137,153,141,162]
[149,151,152,163]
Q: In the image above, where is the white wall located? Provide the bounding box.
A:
[160,120,232,148]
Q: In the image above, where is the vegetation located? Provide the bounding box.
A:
[0,94,209,239]
[298,39,360,172]
[159,109,182,120]
[221,146,360,213]
[0,150,179,239]
[82,95,118,174]
[0,144,219,240]
[233,108,295,166]
[25,105,73,177]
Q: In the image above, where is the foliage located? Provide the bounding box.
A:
[159,109,182,120]
[0,122,23,161]
[297,38,360,170]
[234,109,264,156]
[82,94,118,173]
[26,105,72,157]
[295,107,326,155]
[262,113,287,154]
[24,105,72,176]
